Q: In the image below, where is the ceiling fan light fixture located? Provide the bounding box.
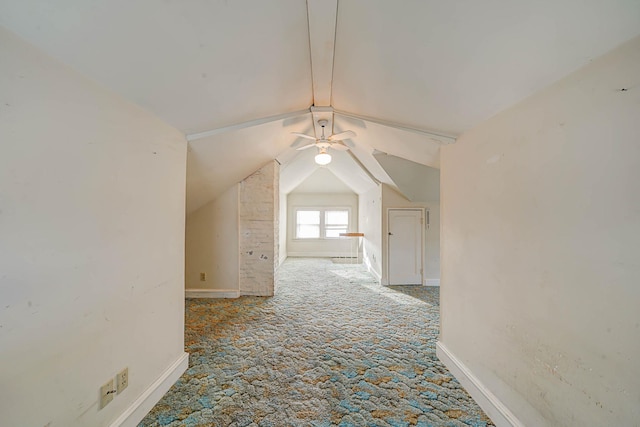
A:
[314,148,332,165]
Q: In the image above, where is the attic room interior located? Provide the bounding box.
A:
[1,1,639,426]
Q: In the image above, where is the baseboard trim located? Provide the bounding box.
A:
[288,251,355,258]
[365,262,382,284]
[185,289,240,299]
[240,290,273,297]
[279,253,287,266]
[436,342,524,427]
[425,279,440,286]
[109,352,189,427]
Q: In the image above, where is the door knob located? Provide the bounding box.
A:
[388,232,393,235]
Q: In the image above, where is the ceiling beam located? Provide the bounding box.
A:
[306,0,338,107]
[334,110,457,145]
[186,109,311,142]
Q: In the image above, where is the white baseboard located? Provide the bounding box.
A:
[436,342,524,427]
[240,291,273,297]
[425,279,440,286]
[279,253,287,266]
[287,251,355,258]
[109,352,189,427]
[185,288,240,299]
[366,263,382,284]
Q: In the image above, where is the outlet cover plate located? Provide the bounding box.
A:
[116,367,129,394]
[100,378,115,409]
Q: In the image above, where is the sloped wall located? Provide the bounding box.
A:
[374,153,440,202]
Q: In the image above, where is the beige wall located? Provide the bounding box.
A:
[0,28,187,426]
[279,191,288,265]
[440,36,640,426]
[359,185,383,281]
[185,185,239,291]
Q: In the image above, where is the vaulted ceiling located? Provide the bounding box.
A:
[2,0,639,213]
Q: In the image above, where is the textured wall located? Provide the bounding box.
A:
[239,161,279,296]
[440,36,640,426]
[0,28,187,426]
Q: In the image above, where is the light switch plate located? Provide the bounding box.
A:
[100,378,115,409]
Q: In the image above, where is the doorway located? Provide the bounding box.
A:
[388,209,424,285]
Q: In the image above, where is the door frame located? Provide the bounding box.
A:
[386,207,426,286]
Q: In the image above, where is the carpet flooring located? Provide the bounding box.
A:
[139,258,493,427]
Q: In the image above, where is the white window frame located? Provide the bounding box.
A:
[294,207,351,240]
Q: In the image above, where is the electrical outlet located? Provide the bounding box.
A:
[200,272,206,281]
[100,378,115,409]
[116,367,129,394]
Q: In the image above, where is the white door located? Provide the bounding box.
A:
[388,209,423,285]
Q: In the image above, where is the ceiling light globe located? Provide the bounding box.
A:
[314,152,332,165]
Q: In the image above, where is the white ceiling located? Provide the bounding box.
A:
[0,0,313,134]
[332,0,640,135]
[2,0,639,211]
[279,147,377,196]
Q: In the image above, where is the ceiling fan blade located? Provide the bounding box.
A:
[291,132,317,141]
[330,142,349,151]
[328,130,356,141]
[296,143,317,151]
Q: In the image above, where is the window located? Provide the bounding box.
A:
[295,208,350,239]
[324,210,349,237]
[296,210,320,239]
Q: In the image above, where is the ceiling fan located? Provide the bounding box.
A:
[292,120,356,165]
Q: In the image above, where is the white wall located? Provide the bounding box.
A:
[185,185,239,291]
[287,192,359,257]
[440,36,640,426]
[358,185,383,281]
[382,185,440,284]
[279,191,288,265]
[0,28,187,427]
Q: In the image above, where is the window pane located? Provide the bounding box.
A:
[325,210,348,225]
[297,225,320,238]
[325,227,347,238]
[297,210,320,225]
